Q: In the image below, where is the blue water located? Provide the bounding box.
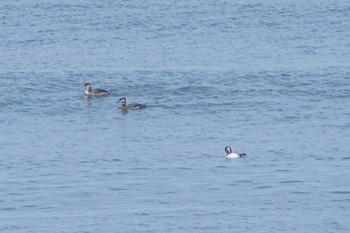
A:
[1,0,350,232]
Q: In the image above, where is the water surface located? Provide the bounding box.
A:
[1,0,350,232]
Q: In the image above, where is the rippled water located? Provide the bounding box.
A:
[1,0,350,232]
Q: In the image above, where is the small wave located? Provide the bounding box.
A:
[330,191,350,195]
[289,191,310,194]
[255,185,273,189]
[280,180,304,184]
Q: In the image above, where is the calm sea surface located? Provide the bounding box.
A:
[1,0,350,232]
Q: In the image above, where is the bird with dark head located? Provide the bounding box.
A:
[225,146,246,159]
[82,83,109,96]
[117,97,146,110]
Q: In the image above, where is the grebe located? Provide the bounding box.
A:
[82,83,109,96]
[225,146,246,159]
[117,98,146,110]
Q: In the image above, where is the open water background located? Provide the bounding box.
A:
[1,0,350,232]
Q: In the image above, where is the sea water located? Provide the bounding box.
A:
[1,0,350,232]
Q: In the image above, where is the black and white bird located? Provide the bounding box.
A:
[117,98,146,110]
[225,146,246,159]
[82,83,109,96]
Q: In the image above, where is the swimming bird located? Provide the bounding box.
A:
[117,97,146,110]
[225,146,246,159]
[82,83,109,96]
